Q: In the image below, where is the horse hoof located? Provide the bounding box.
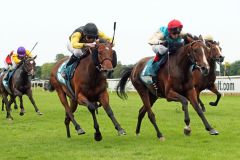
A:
[209,129,219,135]
[6,116,13,121]
[94,132,102,141]
[118,128,126,136]
[209,102,217,106]
[19,112,24,116]
[36,111,43,115]
[159,136,165,142]
[184,126,191,136]
[77,128,85,135]
[14,105,18,110]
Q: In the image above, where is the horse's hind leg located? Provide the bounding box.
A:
[26,89,43,115]
[5,95,15,120]
[136,89,163,140]
[19,96,25,116]
[136,94,157,135]
[57,90,84,137]
[208,84,221,106]
[88,107,102,141]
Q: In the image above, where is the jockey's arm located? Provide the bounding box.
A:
[70,32,85,49]
[26,50,33,58]
[12,53,21,64]
[98,31,113,43]
[148,31,164,45]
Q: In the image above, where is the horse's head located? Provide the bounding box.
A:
[94,40,114,75]
[185,37,210,76]
[205,40,224,63]
[22,55,37,77]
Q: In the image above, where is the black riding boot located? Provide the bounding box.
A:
[66,54,78,67]
[62,54,78,79]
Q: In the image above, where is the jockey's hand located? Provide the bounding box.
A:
[85,42,96,48]
[8,65,13,71]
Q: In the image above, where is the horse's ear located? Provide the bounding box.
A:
[217,41,220,45]
[199,35,204,41]
[186,35,194,43]
[95,39,100,45]
[33,55,37,59]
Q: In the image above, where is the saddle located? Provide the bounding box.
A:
[2,69,16,94]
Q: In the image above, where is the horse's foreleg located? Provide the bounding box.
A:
[26,90,42,115]
[198,95,206,112]
[166,89,191,136]
[13,98,18,110]
[88,107,102,141]
[59,90,84,137]
[19,96,25,116]
[208,84,221,106]
[187,89,219,135]
[2,99,4,111]
[98,91,126,136]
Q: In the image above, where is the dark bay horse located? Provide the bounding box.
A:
[117,39,219,141]
[193,40,224,112]
[49,41,125,141]
[0,56,42,120]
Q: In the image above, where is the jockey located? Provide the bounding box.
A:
[148,19,186,63]
[3,46,32,81]
[66,22,117,71]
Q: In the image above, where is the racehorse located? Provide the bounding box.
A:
[117,37,219,141]
[193,39,224,112]
[0,56,42,119]
[48,40,126,141]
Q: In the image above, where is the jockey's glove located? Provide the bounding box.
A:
[84,42,96,48]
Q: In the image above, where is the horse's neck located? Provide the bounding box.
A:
[209,59,216,75]
[176,47,192,73]
[77,54,104,81]
[17,66,30,82]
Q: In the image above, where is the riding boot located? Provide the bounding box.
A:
[3,71,9,81]
[66,54,78,68]
[62,54,78,79]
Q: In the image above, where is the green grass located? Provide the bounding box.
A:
[0,89,240,160]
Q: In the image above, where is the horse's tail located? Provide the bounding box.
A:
[116,67,133,99]
[44,80,55,92]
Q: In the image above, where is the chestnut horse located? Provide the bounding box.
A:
[193,39,224,112]
[0,56,42,120]
[117,39,219,141]
[48,41,125,141]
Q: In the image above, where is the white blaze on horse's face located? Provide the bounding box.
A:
[201,47,209,68]
[105,47,109,50]
[216,45,222,54]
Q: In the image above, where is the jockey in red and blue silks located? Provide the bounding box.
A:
[148,19,188,62]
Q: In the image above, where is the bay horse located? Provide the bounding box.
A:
[193,39,224,112]
[117,38,219,141]
[0,56,42,120]
[48,40,126,141]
